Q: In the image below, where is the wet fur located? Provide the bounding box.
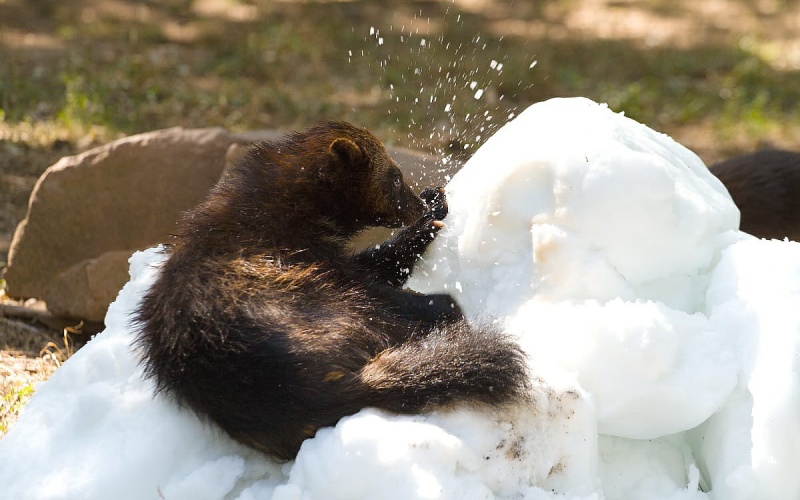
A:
[133,121,529,461]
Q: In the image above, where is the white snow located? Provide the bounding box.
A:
[2,97,800,499]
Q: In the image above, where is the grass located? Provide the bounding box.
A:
[1,0,799,437]
[0,383,35,436]
[1,0,799,159]
[0,319,69,438]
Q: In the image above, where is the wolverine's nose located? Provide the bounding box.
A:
[400,192,426,226]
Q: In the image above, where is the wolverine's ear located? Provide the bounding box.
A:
[329,137,364,166]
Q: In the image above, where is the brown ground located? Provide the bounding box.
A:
[0,312,72,434]
[1,0,799,436]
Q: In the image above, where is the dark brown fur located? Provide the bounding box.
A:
[133,121,529,461]
[709,149,800,240]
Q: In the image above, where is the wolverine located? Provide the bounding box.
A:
[134,121,529,461]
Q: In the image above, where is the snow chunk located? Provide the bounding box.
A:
[409,97,740,316]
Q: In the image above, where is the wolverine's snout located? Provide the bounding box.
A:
[399,188,426,226]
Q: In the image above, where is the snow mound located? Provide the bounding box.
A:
[409,97,739,315]
[410,98,742,442]
[2,97,799,500]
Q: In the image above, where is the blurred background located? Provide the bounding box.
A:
[1,0,799,264]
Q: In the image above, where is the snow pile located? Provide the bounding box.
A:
[2,97,799,499]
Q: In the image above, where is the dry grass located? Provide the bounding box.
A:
[0,315,71,437]
[0,282,86,437]
[1,0,799,436]
[0,353,60,436]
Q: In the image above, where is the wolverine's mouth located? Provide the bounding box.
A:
[373,191,426,228]
[375,215,405,228]
[373,205,419,228]
[383,208,415,227]
[400,201,425,226]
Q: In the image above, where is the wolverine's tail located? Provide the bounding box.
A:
[157,317,530,462]
[358,320,530,413]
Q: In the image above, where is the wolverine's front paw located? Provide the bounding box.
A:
[420,187,448,221]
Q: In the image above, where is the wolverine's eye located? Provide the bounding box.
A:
[393,176,402,188]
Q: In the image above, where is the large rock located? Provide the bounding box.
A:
[3,127,453,322]
[43,250,134,322]
[3,127,235,321]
